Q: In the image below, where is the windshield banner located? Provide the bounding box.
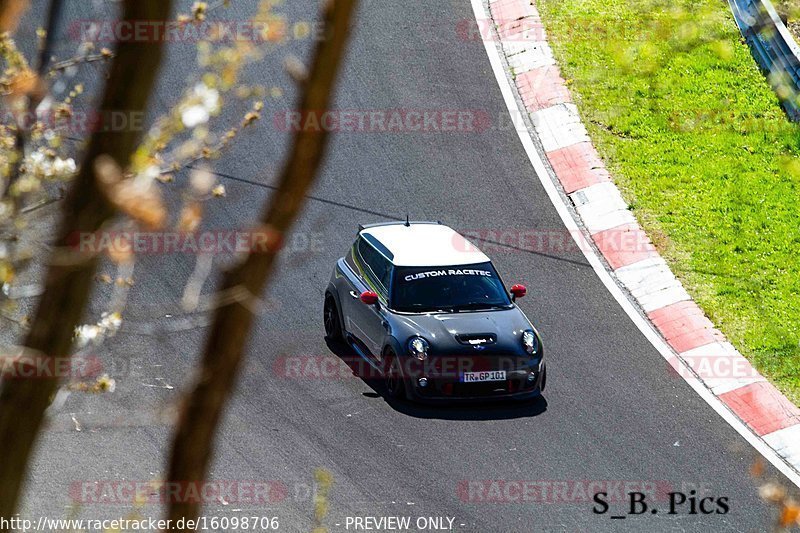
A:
[403,268,493,281]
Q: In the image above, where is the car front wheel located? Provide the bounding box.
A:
[383,349,406,400]
[541,364,547,392]
[323,293,342,341]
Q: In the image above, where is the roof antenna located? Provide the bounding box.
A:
[405,214,410,227]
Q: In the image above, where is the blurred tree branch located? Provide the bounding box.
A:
[0,0,172,522]
[7,0,62,210]
[165,0,357,526]
[0,0,29,33]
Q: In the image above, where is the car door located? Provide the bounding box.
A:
[343,237,392,358]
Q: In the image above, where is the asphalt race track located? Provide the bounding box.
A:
[10,0,797,531]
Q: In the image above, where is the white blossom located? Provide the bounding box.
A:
[181,82,221,128]
[74,312,122,348]
[74,324,101,348]
[98,311,122,335]
[141,165,160,181]
[181,107,209,129]
[51,157,77,177]
[25,148,76,180]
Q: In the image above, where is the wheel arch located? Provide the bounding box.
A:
[383,335,405,360]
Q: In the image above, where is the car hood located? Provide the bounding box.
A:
[388,307,534,355]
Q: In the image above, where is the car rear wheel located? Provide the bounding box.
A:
[383,349,405,400]
[323,294,342,341]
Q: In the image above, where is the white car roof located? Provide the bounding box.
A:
[360,223,490,267]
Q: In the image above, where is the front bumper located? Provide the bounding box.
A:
[400,355,545,403]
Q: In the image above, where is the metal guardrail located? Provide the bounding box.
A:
[728,0,800,120]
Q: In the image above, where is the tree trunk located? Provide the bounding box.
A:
[0,0,172,522]
[165,0,357,527]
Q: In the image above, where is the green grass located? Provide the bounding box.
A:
[775,0,800,21]
[537,0,800,404]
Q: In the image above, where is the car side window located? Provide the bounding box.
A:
[356,238,391,295]
[380,263,392,289]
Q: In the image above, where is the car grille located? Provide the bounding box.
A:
[454,333,497,346]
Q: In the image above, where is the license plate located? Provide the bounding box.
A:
[461,370,506,383]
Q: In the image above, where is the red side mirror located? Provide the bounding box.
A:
[510,284,527,300]
[359,291,379,305]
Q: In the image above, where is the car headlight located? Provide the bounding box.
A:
[522,330,538,355]
[408,336,429,361]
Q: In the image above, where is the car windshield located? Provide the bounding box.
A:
[391,262,512,313]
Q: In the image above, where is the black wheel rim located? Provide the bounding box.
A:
[386,357,400,395]
[324,298,336,337]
